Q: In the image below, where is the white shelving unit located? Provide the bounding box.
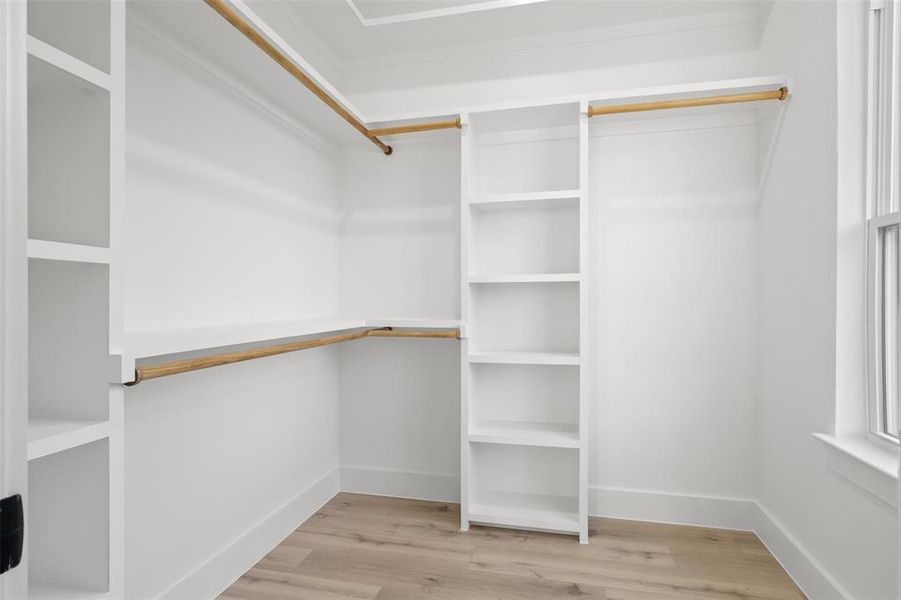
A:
[24,0,124,596]
[461,101,589,542]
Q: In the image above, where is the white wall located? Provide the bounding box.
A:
[338,139,462,498]
[757,2,898,599]
[343,8,763,118]
[337,112,760,515]
[123,22,342,599]
[590,111,759,504]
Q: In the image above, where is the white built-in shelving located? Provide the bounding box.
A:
[24,0,123,597]
[469,420,579,449]
[461,101,589,542]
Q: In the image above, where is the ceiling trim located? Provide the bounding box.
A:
[344,0,551,27]
[340,6,759,72]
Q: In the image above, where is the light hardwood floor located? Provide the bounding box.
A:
[219,493,805,600]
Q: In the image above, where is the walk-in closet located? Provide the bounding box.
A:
[0,1,899,599]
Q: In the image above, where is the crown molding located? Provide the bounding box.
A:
[339,6,759,72]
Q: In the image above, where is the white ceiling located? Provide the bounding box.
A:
[280,0,761,62]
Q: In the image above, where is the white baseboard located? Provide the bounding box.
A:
[340,468,845,600]
[754,503,847,600]
[158,467,845,600]
[340,465,460,502]
[159,467,340,600]
[589,487,845,599]
[588,486,758,531]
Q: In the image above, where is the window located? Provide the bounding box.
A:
[866,0,901,444]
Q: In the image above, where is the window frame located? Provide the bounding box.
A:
[866,0,901,447]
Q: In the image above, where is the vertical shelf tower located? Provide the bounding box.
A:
[24,0,124,597]
[461,102,590,543]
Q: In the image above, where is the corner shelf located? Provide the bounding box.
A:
[27,419,110,461]
[469,420,579,449]
[468,273,580,284]
[27,239,111,265]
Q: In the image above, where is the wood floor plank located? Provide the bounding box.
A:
[218,493,806,600]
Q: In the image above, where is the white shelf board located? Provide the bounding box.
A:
[469,491,580,534]
[469,190,581,209]
[467,351,580,366]
[29,581,108,600]
[468,273,580,284]
[27,419,110,461]
[27,239,111,265]
[27,35,111,91]
[469,420,579,449]
[124,317,367,361]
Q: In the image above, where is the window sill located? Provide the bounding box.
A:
[812,433,898,507]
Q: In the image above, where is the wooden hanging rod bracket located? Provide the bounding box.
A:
[125,326,461,386]
[587,86,789,117]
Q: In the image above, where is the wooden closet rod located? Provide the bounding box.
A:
[587,86,789,117]
[204,0,461,154]
[369,117,462,137]
[125,327,461,385]
[203,0,391,154]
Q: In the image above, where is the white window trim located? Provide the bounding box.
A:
[813,434,898,507]
[865,0,901,448]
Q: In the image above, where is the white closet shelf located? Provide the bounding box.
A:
[467,351,580,365]
[469,190,581,209]
[27,419,110,461]
[468,273,580,284]
[28,581,108,600]
[117,317,464,382]
[469,420,579,448]
[27,239,112,265]
[469,492,580,534]
[27,35,111,91]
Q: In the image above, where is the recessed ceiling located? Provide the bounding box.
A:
[346,0,551,26]
[279,0,762,62]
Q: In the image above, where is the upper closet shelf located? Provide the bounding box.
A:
[27,35,111,91]
[366,75,789,125]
